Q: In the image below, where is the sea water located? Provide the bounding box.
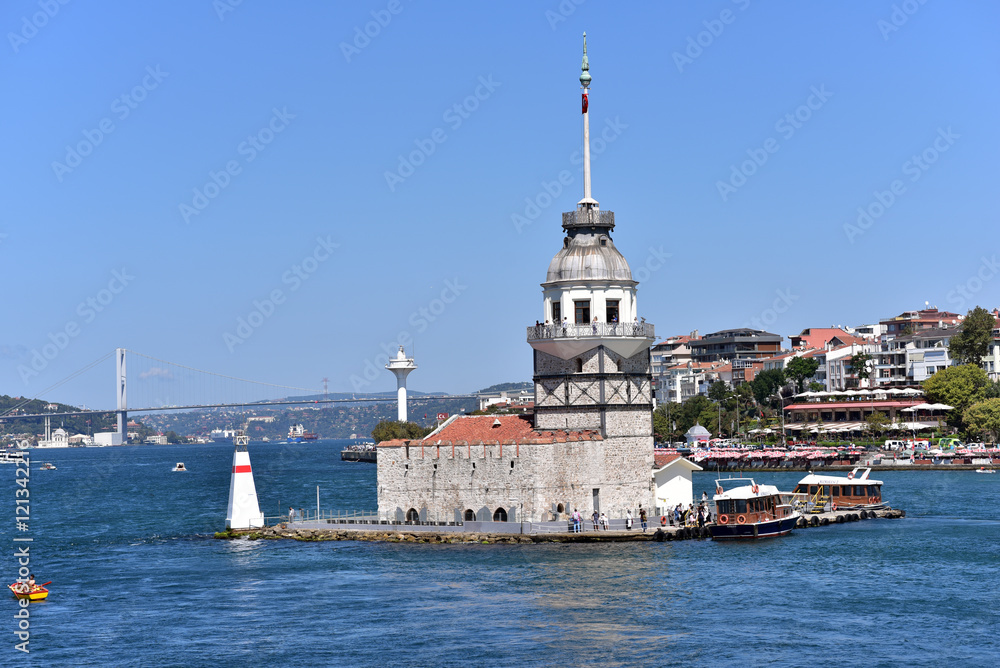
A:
[3,442,999,667]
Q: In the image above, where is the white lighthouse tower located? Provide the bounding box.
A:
[226,430,264,529]
[385,346,417,422]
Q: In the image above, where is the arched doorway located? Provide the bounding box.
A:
[463,509,475,522]
[493,507,508,522]
[405,508,419,523]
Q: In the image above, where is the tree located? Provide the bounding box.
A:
[963,398,1000,443]
[165,430,182,444]
[949,306,996,367]
[849,352,873,387]
[865,411,890,440]
[807,381,825,392]
[371,420,432,442]
[923,364,990,430]
[786,356,820,392]
[708,380,730,403]
[751,369,786,406]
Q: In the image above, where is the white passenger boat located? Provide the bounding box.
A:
[974,467,996,474]
[793,467,885,511]
[710,477,800,540]
[172,462,187,472]
[0,450,27,464]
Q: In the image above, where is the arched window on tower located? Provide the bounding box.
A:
[493,507,508,522]
[463,509,475,522]
[405,508,419,523]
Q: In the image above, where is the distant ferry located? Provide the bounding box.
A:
[288,424,318,442]
[209,429,238,443]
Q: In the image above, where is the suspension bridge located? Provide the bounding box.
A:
[1,348,475,442]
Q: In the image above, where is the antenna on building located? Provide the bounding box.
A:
[578,32,597,207]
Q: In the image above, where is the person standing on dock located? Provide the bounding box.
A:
[572,509,582,532]
[626,509,633,530]
[592,510,600,531]
[639,506,647,533]
[288,507,295,522]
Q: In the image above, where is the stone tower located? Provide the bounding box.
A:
[526,33,656,512]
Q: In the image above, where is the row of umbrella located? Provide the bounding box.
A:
[794,388,923,398]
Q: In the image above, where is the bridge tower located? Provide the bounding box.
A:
[116,348,127,444]
[226,430,264,529]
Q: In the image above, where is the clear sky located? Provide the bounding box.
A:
[2,1,998,409]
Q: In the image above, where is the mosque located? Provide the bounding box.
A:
[375,35,657,524]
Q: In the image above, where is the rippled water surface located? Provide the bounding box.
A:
[3,443,999,666]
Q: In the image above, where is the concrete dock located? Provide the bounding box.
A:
[219,508,905,544]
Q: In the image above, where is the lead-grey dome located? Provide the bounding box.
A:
[545,233,633,283]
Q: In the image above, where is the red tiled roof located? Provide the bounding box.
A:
[376,414,603,447]
[654,453,681,469]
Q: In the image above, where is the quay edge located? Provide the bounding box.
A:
[215,508,905,544]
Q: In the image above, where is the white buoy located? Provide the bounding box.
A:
[226,431,264,529]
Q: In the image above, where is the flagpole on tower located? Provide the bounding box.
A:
[579,32,597,207]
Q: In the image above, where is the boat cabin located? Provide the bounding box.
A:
[793,467,883,508]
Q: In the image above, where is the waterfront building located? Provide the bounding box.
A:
[789,327,867,350]
[652,453,702,517]
[879,307,961,340]
[874,326,957,386]
[684,423,711,445]
[377,35,657,523]
[659,360,729,403]
[689,328,782,364]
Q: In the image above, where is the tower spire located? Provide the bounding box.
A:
[579,32,597,207]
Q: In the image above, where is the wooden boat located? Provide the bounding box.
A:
[8,583,48,601]
[793,467,884,512]
[710,477,800,540]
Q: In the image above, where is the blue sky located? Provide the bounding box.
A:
[2,1,998,409]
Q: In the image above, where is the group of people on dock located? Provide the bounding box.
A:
[570,506,650,532]
[662,499,712,529]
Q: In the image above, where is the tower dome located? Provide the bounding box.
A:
[546,226,633,283]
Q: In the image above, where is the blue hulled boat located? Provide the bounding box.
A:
[710,477,800,540]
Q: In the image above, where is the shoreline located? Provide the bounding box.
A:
[218,508,905,544]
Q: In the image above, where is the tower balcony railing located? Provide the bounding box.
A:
[526,322,655,341]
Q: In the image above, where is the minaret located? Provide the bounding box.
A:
[526,35,655,504]
[385,346,417,422]
[226,430,264,529]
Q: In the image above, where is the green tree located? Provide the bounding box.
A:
[751,369,786,405]
[963,398,1000,442]
[165,430,182,444]
[849,352,873,387]
[807,381,825,392]
[923,364,990,430]
[865,411,890,438]
[708,380,730,403]
[786,356,820,392]
[371,420,432,442]
[949,306,996,367]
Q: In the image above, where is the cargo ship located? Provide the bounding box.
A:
[288,424,318,442]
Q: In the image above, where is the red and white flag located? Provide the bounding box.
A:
[582,91,588,114]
